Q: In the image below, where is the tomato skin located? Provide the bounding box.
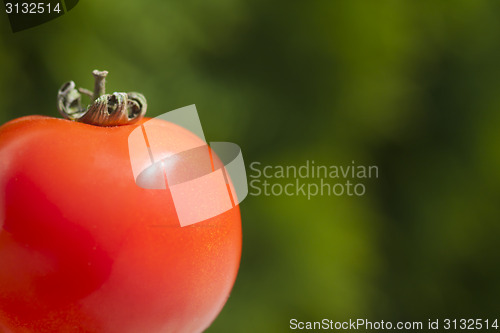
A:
[0,116,242,333]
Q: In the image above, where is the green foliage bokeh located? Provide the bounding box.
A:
[1,1,500,332]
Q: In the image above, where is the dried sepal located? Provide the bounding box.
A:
[57,71,147,126]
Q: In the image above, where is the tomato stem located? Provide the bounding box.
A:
[57,70,147,126]
[92,70,108,101]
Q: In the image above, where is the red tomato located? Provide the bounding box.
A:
[0,115,242,333]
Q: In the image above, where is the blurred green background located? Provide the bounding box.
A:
[2,0,500,332]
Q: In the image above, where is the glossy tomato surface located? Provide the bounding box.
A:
[0,116,242,333]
